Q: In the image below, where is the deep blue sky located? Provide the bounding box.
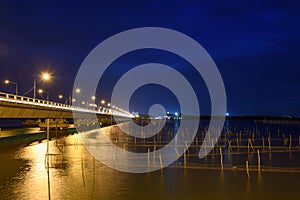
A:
[0,0,299,116]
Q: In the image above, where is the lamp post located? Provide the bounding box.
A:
[4,79,18,95]
[107,102,113,126]
[59,94,68,104]
[34,73,51,99]
[38,89,49,101]
[100,100,105,113]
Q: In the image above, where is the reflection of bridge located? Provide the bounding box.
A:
[0,92,133,127]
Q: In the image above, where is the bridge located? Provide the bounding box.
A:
[0,91,133,127]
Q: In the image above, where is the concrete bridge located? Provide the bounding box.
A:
[0,92,133,127]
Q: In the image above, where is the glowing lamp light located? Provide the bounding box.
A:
[42,73,51,80]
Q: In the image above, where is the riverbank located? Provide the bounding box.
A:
[0,127,76,150]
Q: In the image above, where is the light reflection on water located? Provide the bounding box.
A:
[0,128,43,138]
[0,133,300,199]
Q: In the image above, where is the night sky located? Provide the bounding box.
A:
[0,1,299,116]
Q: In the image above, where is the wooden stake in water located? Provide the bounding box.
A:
[257,150,261,172]
[153,145,156,159]
[248,140,250,152]
[289,134,292,151]
[148,148,150,170]
[268,136,271,151]
[246,160,250,178]
[262,137,265,150]
[204,141,207,155]
[159,154,163,173]
[175,148,179,157]
[248,139,255,152]
[239,131,242,142]
[184,148,187,169]
[220,147,223,170]
[185,141,189,154]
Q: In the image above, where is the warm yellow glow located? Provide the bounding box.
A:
[38,89,43,93]
[82,101,85,105]
[41,73,51,80]
[72,99,76,102]
[4,80,9,84]
[101,100,105,104]
[107,103,111,106]
[58,94,63,99]
[76,88,80,93]
[91,96,96,100]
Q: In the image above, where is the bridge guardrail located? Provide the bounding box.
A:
[0,91,133,118]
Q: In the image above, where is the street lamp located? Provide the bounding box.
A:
[106,102,113,126]
[34,72,51,99]
[4,79,18,95]
[59,94,68,104]
[38,89,49,101]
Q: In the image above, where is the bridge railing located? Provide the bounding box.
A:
[0,92,133,118]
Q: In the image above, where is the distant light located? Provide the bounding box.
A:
[167,111,170,114]
[226,112,229,116]
[82,101,85,105]
[75,88,81,93]
[91,96,96,100]
[4,80,9,84]
[38,89,43,93]
[58,95,63,99]
[101,100,105,104]
[107,103,111,107]
[175,112,178,116]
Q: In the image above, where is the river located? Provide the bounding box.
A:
[0,120,300,200]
